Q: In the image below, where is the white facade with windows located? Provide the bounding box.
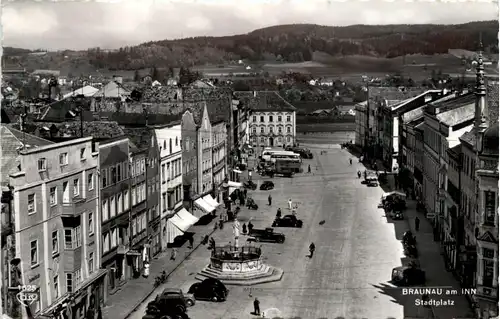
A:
[249,111,296,147]
[155,124,183,250]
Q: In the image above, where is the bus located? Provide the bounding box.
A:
[270,151,301,163]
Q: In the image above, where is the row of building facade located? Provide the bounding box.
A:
[355,52,499,318]
[0,89,297,318]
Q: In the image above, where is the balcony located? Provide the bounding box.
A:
[62,197,87,217]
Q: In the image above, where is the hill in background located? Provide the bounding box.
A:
[3,21,498,74]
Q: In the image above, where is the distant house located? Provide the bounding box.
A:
[309,109,333,116]
[276,79,284,85]
[32,69,60,78]
[151,80,161,87]
[58,77,68,86]
[309,79,317,86]
[92,80,131,100]
[63,85,99,99]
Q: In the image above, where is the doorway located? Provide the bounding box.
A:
[269,137,274,147]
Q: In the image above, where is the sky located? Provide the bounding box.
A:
[2,0,499,50]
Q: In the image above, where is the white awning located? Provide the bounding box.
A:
[177,208,199,226]
[233,169,242,174]
[228,181,242,188]
[203,195,220,208]
[169,214,191,232]
[166,218,185,244]
[194,198,215,215]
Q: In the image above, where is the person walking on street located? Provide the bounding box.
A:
[276,208,282,219]
[415,216,420,232]
[357,170,361,179]
[248,221,254,233]
[243,188,247,198]
[219,219,224,230]
[268,194,272,206]
[308,164,311,173]
[242,223,247,235]
[253,297,261,315]
[309,242,315,258]
[188,236,194,249]
[170,248,178,260]
[288,198,293,210]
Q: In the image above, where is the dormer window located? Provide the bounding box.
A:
[38,158,47,171]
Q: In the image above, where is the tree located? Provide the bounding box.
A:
[232,80,251,91]
[134,70,140,82]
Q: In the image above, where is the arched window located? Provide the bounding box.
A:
[163,140,166,149]
[175,137,178,146]
[169,139,173,154]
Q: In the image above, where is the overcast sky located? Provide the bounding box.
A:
[2,0,498,50]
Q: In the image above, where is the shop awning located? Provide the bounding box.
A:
[233,169,242,174]
[203,195,221,208]
[194,198,215,215]
[166,217,186,244]
[177,208,199,226]
[228,181,242,188]
[169,214,191,232]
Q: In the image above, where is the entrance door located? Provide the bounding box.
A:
[269,137,274,147]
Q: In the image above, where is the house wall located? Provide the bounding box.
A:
[249,111,296,147]
[10,137,99,314]
[181,112,198,199]
[198,106,213,195]
[212,122,227,202]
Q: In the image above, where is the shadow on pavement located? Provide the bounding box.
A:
[194,213,216,226]
[168,232,195,248]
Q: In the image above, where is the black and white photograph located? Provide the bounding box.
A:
[0,1,499,319]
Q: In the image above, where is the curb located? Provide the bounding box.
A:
[124,226,218,318]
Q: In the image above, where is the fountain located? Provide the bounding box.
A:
[195,244,284,285]
[196,219,283,285]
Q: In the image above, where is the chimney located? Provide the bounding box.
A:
[113,75,123,84]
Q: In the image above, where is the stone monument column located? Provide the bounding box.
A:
[233,219,241,248]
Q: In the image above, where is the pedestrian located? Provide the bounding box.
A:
[349,158,352,165]
[309,242,315,258]
[219,219,224,230]
[97,307,102,319]
[253,297,261,315]
[357,170,361,179]
[288,198,292,210]
[268,194,272,206]
[248,221,254,233]
[210,237,215,249]
[276,208,282,219]
[170,248,177,260]
[202,235,209,245]
[188,236,194,249]
[213,222,218,231]
[243,188,248,198]
[415,216,420,232]
[242,223,247,235]
[308,164,311,173]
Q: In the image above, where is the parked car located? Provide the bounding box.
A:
[391,265,426,286]
[243,180,257,190]
[260,181,275,190]
[272,215,303,228]
[144,288,193,318]
[188,278,228,302]
[247,227,285,243]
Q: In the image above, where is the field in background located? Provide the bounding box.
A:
[297,122,356,133]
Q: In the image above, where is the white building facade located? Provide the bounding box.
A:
[155,124,183,250]
[198,105,213,195]
[211,121,227,203]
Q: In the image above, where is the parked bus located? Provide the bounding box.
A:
[270,151,301,163]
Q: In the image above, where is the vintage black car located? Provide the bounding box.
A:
[272,215,303,228]
[285,146,313,159]
[260,181,275,190]
[188,278,228,302]
[143,288,193,319]
[391,266,426,286]
[247,227,286,243]
[243,180,257,190]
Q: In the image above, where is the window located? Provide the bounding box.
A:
[253,116,256,122]
[278,127,283,134]
[75,269,82,287]
[287,127,291,133]
[132,218,137,235]
[88,252,94,274]
[286,115,291,122]
[53,275,59,299]
[88,173,94,190]
[123,190,129,211]
[102,200,108,221]
[28,194,36,214]
[269,116,273,122]
[132,187,136,206]
[38,158,46,171]
[269,127,274,133]
[50,187,57,206]
[52,230,59,255]
[260,116,264,122]
[73,179,80,197]
[64,229,73,249]
[260,137,265,143]
[161,164,166,182]
[260,127,265,134]
[111,228,117,248]
[80,148,85,160]
[88,212,94,235]
[162,193,167,212]
[278,115,282,122]
[111,166,117,184]
[66,273,73,293]
[109,196,116,218]
[63,181,69,203]
[483,248,495,259]
[30,240,38,266]
[484,191,496,225]
[117,194,122,215]
[483,259,495,287]
[59,153,68,166]
[103,233,110,253]
[101,168,108,187]
[117,164,122,182]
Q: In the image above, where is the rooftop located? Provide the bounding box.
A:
[233,91,296,112]
[39,98,94,122]
[436,103,475,127]
[10,121,125,141]
[368,87,428,101]
[1,124,54,186]
[402,107,424,124]
[430,92,475,112]
[122,127,154,153]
